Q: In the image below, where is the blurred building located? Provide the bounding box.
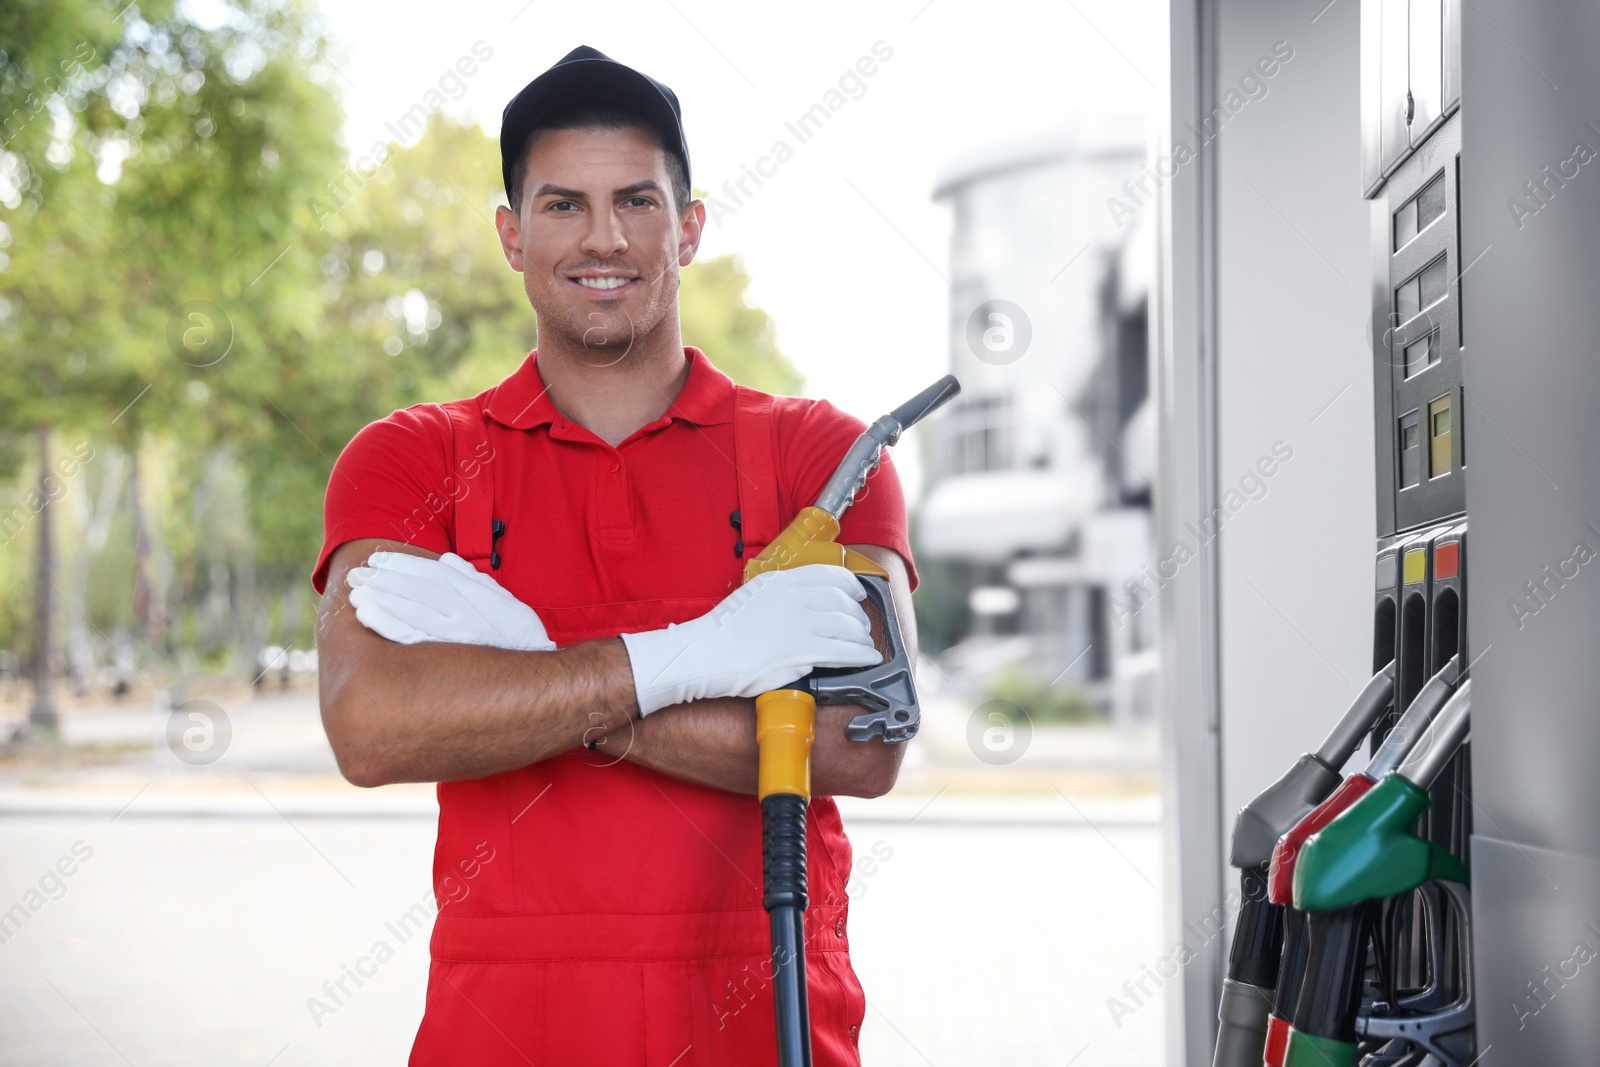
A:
[917,119,1156,720]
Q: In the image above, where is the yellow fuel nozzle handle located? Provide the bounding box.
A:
[747,507,887,802]
[743,506,888,584]
[756,689,816,800]
[748,374,960,797]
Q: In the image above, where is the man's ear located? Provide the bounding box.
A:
[677,199,707,268]
[494,204,525,272]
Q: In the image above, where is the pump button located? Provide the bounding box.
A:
[1403,549,1427,586]
[1375,554,1398,591]
[1434,541,1460,580]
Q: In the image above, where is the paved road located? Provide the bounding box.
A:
[0,690,1166,1065]
[0,810,1163,1067]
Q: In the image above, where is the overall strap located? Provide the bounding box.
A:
[731,385,781,562]
[441,398,501,572]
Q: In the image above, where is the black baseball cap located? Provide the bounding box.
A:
[499,45,691,206]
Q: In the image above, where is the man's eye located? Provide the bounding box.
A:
[624,197,653,208]
[550,200,578,212]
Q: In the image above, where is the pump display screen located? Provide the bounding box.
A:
[1394,171,1447,250]
[1429,395,1453,478]
[1400,411,1422,487]
[1405,326,1441,378]
[1395,254,1450,325]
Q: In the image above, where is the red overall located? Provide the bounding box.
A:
[404,377,867,1065]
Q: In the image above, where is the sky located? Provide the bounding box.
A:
[304,0,1162,500]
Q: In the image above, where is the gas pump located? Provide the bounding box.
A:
[1262,654,1460,1067]
[1210,666,1394,1067]
[1286,682,1474,1067]
[1208,3,1476,1063]
[1348,2,1475,1060]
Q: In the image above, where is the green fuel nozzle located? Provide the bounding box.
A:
[1267,654,1461,904]
[1293,681,1472,913]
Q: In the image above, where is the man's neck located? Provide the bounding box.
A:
[534,331,690,448]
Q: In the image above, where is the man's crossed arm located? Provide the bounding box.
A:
[315,538,918,798]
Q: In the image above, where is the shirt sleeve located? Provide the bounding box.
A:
[778,398,919,593]
[309,404,455,595]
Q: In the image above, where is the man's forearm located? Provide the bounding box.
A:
[318,538,642,787]
[605,696,905,798]
[319,537,915,792]
[321,632,639,786]
[603,696,758,794]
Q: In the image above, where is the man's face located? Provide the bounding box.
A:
[494,125,703,363]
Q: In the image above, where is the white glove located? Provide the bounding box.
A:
[345,551,557,652]
[619,564,882,717]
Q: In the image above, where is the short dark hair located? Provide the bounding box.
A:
[508,101,691,215]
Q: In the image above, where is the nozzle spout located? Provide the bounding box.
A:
[1395,680,1471,790]
[886,374,962,442]
[815,375,962,517]
[1312,663,1397,769]
[1366,654,1462,780]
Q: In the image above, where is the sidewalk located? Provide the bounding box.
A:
[0,689,1161,815]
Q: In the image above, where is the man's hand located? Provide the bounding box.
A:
[318,538,638,787]
[619,565,882,716]
[346,551,556,652]
[605,545,919,798]
[342,555,881,720]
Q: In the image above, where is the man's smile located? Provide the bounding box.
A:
[568,269,641,298]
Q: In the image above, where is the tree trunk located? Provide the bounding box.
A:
[29,426,58,733]
[71,445,129,697]
[130,449,161,649]
[279,582,301,688]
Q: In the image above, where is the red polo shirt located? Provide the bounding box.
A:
[312,346,918,1065]
[312,344,917,600]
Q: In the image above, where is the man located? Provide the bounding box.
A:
[311,46,920,1066]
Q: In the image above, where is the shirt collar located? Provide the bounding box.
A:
[483,345,736,431]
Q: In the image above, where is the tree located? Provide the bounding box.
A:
[0,13,806,721]
[0,0,345,729]
[678,237,803,396]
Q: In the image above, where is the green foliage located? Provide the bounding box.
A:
[0,2,806,672]
[0,0,346,449]
[678,220,802,395]
[983,666,1097,724]
[306,111,534,409]
[0,0,178,195]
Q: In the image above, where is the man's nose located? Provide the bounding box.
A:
[580,205,628,259]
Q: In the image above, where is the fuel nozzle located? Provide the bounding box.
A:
[1268,654,1461,905]
[1230,663,1395,872]
[754,374,961,744]
[1281,679,1475,1067]
[1213,664,1395,1067]
[814,374,959,518]
[1294,681,1472,913]
[749,373,961,1067]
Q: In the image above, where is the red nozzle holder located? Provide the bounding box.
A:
[1267,773,1376,904]
[1264,1013,1292,1067]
